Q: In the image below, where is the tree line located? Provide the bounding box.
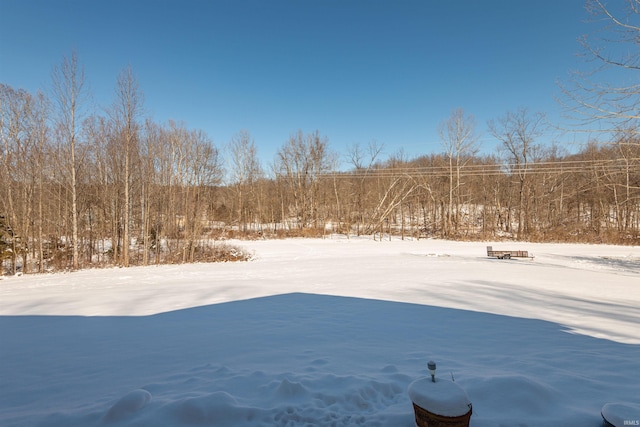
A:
[1,0,639,274]
[2,73,638,275]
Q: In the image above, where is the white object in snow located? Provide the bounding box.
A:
[602,403,640,427]
[408,377,472,417]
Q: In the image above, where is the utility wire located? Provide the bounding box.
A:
[318,157,640,179]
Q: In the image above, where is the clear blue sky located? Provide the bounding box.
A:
[1,0,593,165]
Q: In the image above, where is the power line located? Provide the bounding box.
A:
[318,157,640,179]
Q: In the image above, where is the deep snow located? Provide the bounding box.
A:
[0,237,639,426]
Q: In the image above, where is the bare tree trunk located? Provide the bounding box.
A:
[439,108,479,237]
[110,66,143,267]
[488,108,546,240]
[228,130,263,234]
[51,51,87,270]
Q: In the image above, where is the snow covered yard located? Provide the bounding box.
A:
[0,237,639,426]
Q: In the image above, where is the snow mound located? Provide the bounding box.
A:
[602,403,640,427]
[170,391,256,425]
[408,377,471,417]
[274,378,309,399]
[150,369,408,427]
[465,374,558,415]
[104,389,152,422]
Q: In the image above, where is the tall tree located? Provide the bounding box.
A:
[109,65,143,267]
[274,130,333,229]
[50,52,88,270]
[560,0,640,128]
[31,91,50,272]
[0,85,29,273]
[344,141,384,236]
[488,108,546,239]
[177,126,222,262]
[228,130,262,232]
[439,108,479,236]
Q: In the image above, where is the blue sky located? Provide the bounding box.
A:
[1,0,593,165]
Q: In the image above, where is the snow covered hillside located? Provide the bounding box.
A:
[1,237,638,426]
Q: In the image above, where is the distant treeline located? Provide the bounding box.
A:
[1,54,639,274]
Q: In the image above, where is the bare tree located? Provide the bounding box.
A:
[439,108,479,236]
[28,91,51,273]
[138,119,162,265]
[0,85,29,273]
[345,141,384,236]
[607,125,640,232]
[228,130,263,232]
[179,127,222,262]
[274,130,333,229]
[50,52,88,270]
[560,0,640,129]
[0,85,21,272]
[488,108,546,239]
[366,152,416,239]
[109,65,143,267]
[557,1,640,239]
[82,114,109,266]
[0,85,53,273]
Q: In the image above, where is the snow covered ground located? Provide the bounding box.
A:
[0,237,639,426]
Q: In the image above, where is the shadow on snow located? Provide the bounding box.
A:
[1,293,638,427]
